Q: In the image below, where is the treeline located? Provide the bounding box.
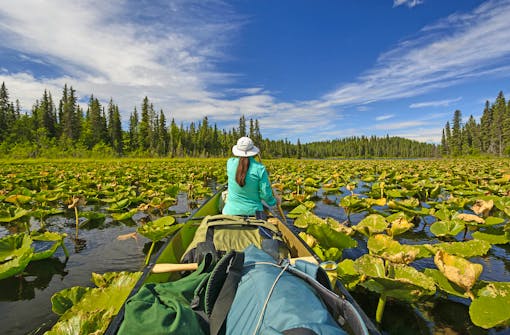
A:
[441,91,510,156]
[0,82,437,159]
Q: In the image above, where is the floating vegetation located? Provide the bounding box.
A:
[1,158,510,333]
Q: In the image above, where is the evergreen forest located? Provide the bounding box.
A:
[0,82,504,159]
[441,91,510,156]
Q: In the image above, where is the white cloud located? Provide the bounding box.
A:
[409,97,462,108]
[393,0,424,8]
[376,114,395,121]
[374,120,429,130]
[321,0,510,110]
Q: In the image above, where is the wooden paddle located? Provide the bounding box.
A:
[257,154,288,225]
[152,255,317,273]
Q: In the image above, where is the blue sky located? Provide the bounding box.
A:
[1,0,510,143]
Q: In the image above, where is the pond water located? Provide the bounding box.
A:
[1,188,510,335]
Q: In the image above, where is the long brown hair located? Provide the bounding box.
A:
[235,157,250,187]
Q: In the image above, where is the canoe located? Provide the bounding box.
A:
[105,185,380,335]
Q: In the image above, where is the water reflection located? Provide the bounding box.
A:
[0,257,68,301]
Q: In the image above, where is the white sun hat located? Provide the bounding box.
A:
[232,136,260,157]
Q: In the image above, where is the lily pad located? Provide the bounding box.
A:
[293,211,324,229]
[307,222,357,250]
[434,250,483,297]
[111,208,138,221]
[360,263,436,302]
[286,201,316,219]
[137,216,180,242]
[0,234,34,280]
[472,231,510,244]
[336,259,360,290]
[424,268,469,299]
[353,214,389,237]
[469,282,510,329]
[429,219,465,237]
[433,239,492,258]
[367,234,420,264]
[298,232,317,248]
[386,212,414,236]
[48,271,141,334]
[0,207,31,223]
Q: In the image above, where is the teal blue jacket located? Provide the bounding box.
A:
[222,157,276,215]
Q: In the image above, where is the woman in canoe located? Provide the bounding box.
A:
[222,136,279,215]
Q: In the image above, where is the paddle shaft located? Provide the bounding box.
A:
[257,155,288,224]
[152,256,317,273]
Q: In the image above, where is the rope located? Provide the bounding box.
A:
[249,261,290,335]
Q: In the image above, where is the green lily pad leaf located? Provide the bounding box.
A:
[434,250,483,297]
[484,216,505,226]
[31,240,61,261]
[435,239,491,258]
[51,286,91,315]
[31,231,67,242]
[430,219,465,237]
[434,207,457,221]
[424,268,469,298]
[325,217,354,235]
[312,245,325,261]
[340,195,365,210]
[294,211,324,229]
[415,244,435,259]
[360,263,436,302]
[137,216,181,242]
[45,308,115,335]
[336,259,360,290]
[353,214,389,237]
[111,208,138,221]
[107,198,131,212]
[48,271,141,333]
[0,207,31,223]
[385,189,403,198]
[354,254,386,278]
[0,233,34,280]
[493,197,510,217]
[367,234,420,264]
[307,222,357,250]
[470,282,510,329]
[286,201,316,219]
[388,198,419,209]
[298,232,317,248]
[322,247,343,262]
[30,232,68,260]
[4,194,32,204]
[386,212,414,236]
[81,211,106,221]
[472,231,510,244]
[32,208,65,219]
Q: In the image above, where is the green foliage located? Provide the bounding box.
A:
[48,271,141,334]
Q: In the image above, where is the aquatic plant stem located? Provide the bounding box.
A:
[74,207,79,239]
[145,241,156,265]
[376,294,387,323]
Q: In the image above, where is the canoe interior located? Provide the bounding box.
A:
[146,187,315,284]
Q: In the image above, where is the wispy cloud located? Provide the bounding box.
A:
[374,120,429,130]
[376,114,395,121]
[321,0,510,109]
[393,0,424,8]
[409,97,462,108]
[0,0,241,113]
